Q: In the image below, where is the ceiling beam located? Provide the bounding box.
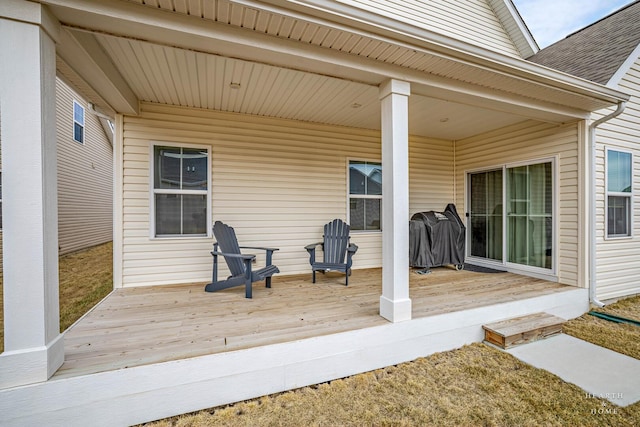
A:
[56,27,139,115]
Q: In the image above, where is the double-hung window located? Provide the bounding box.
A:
[152,144,210,237]
[606,149,632,238]
[73,100,85,144]
[348,160,382,231]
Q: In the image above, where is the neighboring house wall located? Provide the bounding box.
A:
[337,0,521,56]
[0,78,113,269]
[56,79,113,255]
[455,120,582,287]
[120,102,455,287]
[594,56,640,300]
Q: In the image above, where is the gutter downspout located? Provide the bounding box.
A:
[588,101,626,307]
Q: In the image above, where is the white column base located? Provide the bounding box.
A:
[0,334,64,389]
[379,295,412,323]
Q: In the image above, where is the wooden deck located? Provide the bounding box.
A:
[55,267,571,379]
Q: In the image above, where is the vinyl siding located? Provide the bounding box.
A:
[120,103,454,287]
[455,121,581,287]
[56,79,113,255]
[337,0,520,57]
[594,56,640,300]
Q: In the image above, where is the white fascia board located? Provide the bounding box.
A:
[488,0,539,57]
[43,0,628,112]
[607,44,640,89]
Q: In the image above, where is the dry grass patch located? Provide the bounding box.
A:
[143,343,640,427]
[0,241,113,353]
[564,294,640,360]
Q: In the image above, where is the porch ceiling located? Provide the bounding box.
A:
[46,0,630,140]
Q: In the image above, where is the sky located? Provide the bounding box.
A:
[512,0,635,48]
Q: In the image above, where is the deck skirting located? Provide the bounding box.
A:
[0,288,587,427]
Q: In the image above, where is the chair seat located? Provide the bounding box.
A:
[311,262,348,272]
[253,264,280,281]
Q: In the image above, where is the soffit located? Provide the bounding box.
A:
[46,0,629,140]
[120,0,622,112]
[93,33,524,140]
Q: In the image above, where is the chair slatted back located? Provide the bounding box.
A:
[323,219,350,264]
[213,221,245,277]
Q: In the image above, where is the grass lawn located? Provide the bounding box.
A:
[0,241,113,353]
[142,296,640,427]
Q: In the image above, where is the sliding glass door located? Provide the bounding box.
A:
[468,160,554,271]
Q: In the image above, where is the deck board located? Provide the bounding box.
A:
[54,267,570,379]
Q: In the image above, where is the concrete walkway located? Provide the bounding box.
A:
[507,334,640,406]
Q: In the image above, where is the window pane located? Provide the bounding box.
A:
[349,161,366,195]
[182,194,207,235]
[608,195,630,236]
[529,162,552,215]
[366,164,382,196]
[73,123,83,143]
[155,194,182,235]
[155,147,182,189]
[365,199,381,230]
[350,198,365,230]
[608,151,632,193]
[350,198,380,231]
[182,148,208,190]
[155,194,207,236]
[74,102,84,124]
[349,161,382,195]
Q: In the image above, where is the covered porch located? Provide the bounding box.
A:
[0,267,588,425]
[56,267,582,380]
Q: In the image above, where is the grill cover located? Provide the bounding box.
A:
[409,204,465,268]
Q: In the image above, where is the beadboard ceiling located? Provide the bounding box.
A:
[92,33,523,140]
[49,0,625,140]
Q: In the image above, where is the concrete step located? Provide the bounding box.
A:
[483,312,565,349]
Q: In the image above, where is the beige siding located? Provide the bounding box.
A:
[594,57,640,300]
[56,79,113,255]
[455,121,581,286]
[337,0,520,57]
[121,103,454,287]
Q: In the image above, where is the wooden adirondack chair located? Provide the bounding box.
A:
[305,219,358,285]
[205,221,279,298]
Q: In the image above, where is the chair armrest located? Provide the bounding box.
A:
[211,250,255,261]
[305,242,323,251]
[348,243,358,253]
[239,246,280,252]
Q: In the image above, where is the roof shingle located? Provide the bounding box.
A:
[527,1,640,85]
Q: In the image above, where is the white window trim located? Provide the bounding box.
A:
[73,100,85,144]
[149,142,212,239]
[605,147,633,240]
[347,158,382,233]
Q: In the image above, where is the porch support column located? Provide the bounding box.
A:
[0,1,63,388]
[378,79,412,323]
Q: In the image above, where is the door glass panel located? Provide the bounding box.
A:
[507,162,552,269]
[469,170,502,261]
